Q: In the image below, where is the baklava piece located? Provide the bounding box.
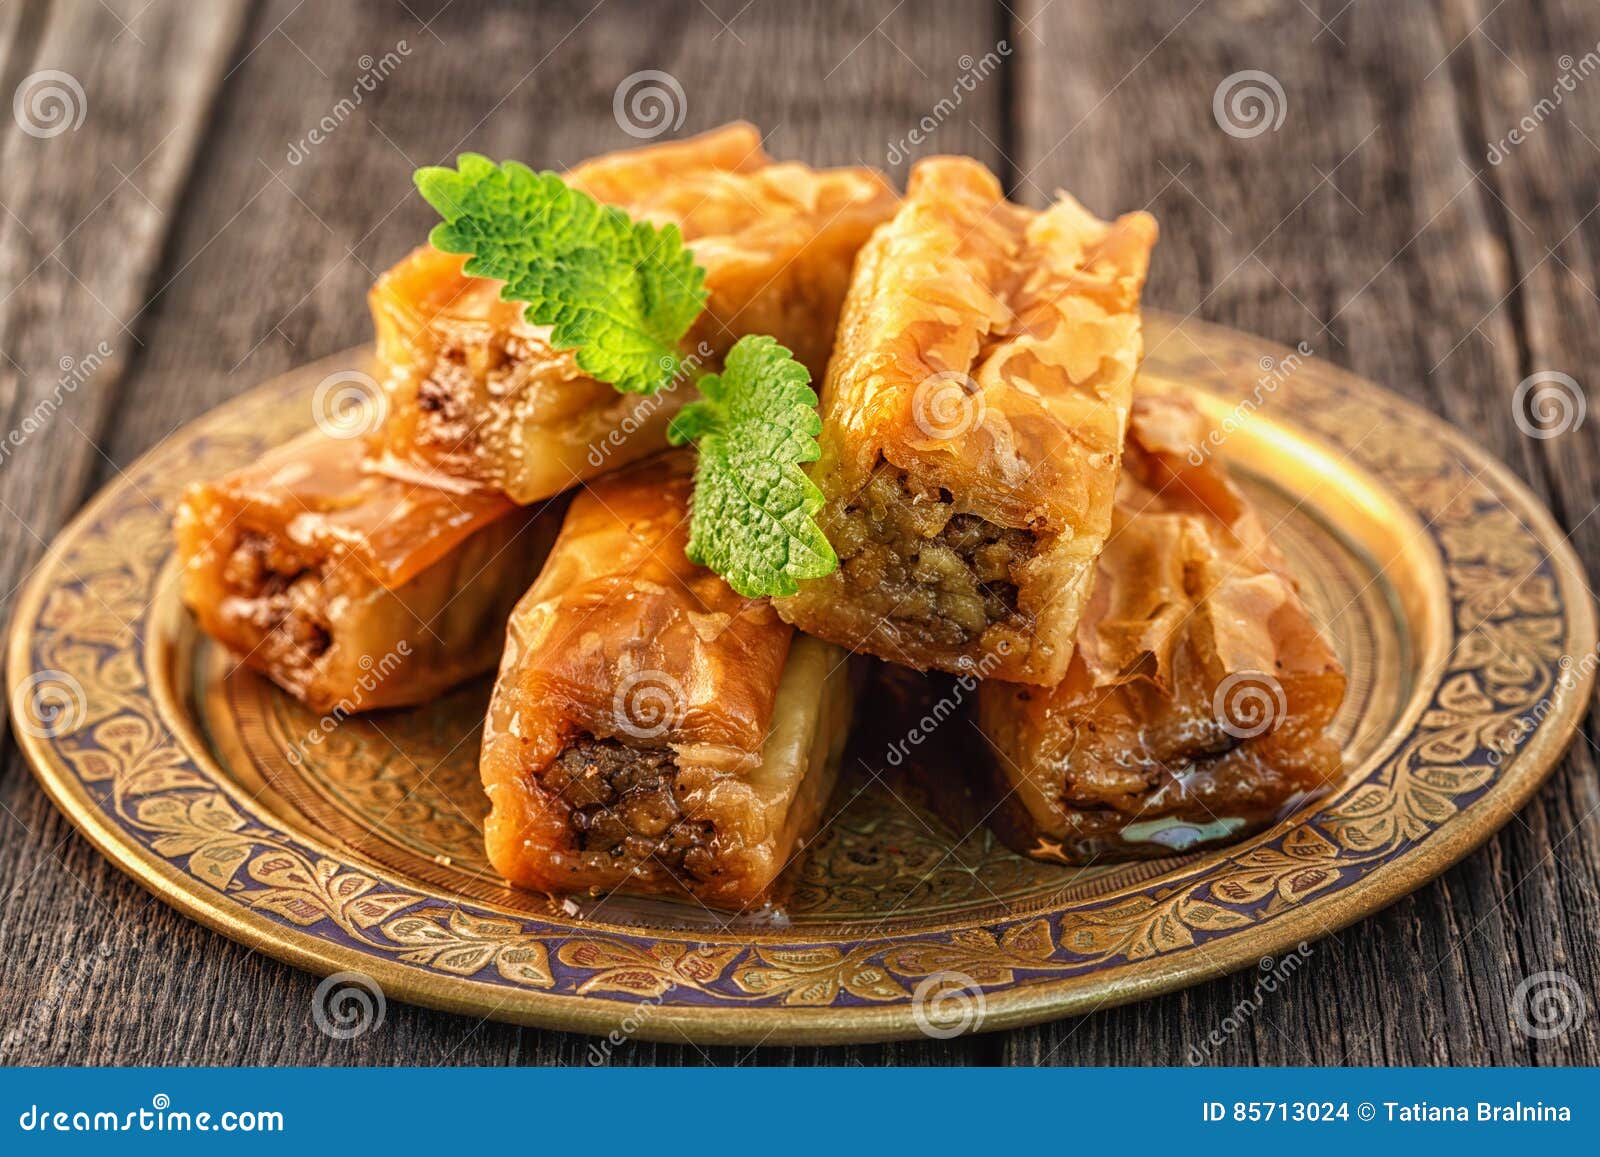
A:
[977,394,1347,862]
[176,430,562,713]
[777,157,1158,685]
[480,453,851,909]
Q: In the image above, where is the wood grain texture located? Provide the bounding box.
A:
[1,0,1596,1067]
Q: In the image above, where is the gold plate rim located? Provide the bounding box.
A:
[8,311,1594,1045]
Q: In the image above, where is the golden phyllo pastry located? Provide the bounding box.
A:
[776,157,1158,685]
[480,453,851,909]
[370,122,897,504]
[978,394,1347,862]
[176,430,563,713]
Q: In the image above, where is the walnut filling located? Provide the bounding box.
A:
[413,329,548,459]
[544,735,716,878]
[829,463,1036,646]
[413,340,482,433]
[219,530,332,661]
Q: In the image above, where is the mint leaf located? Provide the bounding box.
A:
[668,335,836,597]
[415,154,706,394]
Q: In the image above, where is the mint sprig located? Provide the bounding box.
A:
[413,157,837,597]
[415,155,706,394]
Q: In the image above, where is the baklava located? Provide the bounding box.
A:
[176,430,562,714]
[479,453,851,909]
[977,393,1347,862]
[776,157,1158,685]
[371,122,898,503]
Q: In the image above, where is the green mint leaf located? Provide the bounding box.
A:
[414,155,707,394]
[667,334,837,597]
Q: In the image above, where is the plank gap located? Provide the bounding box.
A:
[993,0,1020,196]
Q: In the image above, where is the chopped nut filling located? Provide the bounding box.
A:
[220,531,332,661]
[830,462,1036,647]
[545,735,716,878]
[415,342,477,429]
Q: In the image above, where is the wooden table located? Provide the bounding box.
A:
[3,0,1597,1066]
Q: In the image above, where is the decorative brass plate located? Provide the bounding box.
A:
[8,313,1593,1044]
